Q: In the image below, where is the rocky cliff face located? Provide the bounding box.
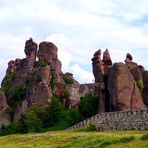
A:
[92,50,147,112]
[108,63,146,111]
[0,91,10,126]
[0,39,148,126]
[0,38,80,124]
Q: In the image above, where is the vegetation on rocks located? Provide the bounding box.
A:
[78,96,99,119]
[1,72,16,94]
[64,76,74,84]
[136,80,144,92]
[0,97,82,136]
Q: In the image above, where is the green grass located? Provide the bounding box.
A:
[0,130,148,148]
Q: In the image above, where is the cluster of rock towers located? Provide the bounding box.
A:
[0,38,147,127]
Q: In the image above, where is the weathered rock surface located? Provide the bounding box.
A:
[63,73,80,109]
[0,91,10,127]
[79,83,98,97]
[125,53,133,63]
[108,63,146,111]
[142,71,148,107]
[92,49,104,82]
[38,42,58,64]
[102,49,112,67]
[24,38,37,60]
[125,53,143,82]
[1,39,148,127]
[92,49,112,113]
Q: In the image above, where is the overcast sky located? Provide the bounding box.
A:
[0,0,148,84]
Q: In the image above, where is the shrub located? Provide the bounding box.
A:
[11,86,27,103]
[141,133,148,140]
[136,80,144,92]
[65,109,82,126]
[64,77,74,84]
[18,106,46,133]
[1,72,16,94]
[0,122,18,136]
[78,96,99,118]
[46,97,62,126]
[38,58,48,67]
[86,122,96,131]
[50,71,57,89]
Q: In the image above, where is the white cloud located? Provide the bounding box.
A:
[1,0,148,85]
[70,64,94,83]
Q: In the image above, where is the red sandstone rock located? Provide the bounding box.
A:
[125,53,133,62]
[0,91,10,127]
[108,63,146,111]
[38,42,58,64]
[24,38,37,60]
[92,49,104,82]
[102,49,112,66]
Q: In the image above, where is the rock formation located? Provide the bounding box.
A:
[64,73,80,109]
[92,50,147,112]
[108,63,146,111]
[102,49,112,67]
[0,91,10,127]
[125,53,143,82]
[0,39,80,125]
[0,39,148,127]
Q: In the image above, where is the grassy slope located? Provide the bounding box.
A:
[0,130,148,148]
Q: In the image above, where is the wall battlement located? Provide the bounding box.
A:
[68,109,148,131]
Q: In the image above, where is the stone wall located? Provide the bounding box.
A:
[79,83,98,97]
[68,109,148,131]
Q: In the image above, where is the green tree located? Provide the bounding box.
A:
[18,106,46,133]
[46,97,62,126]
[78,96,99,119]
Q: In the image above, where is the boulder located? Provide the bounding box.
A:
[108,63,146,111]
[38,42,58,64]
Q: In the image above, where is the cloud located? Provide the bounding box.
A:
[1,0,148,85]
[70,64,94,84]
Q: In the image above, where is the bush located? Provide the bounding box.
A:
[46,97,62,126]
[38,58,48,67]
[18,105,47,133]
[64,77,74,84]
[86,122,96,131]
[141,133,148,140]
[0,122,18,136]
[64,109,82,126]
[11,86,27,104]
[136,80,144,92]
[17,106,47,133]
[1,72,16,94]
[78,96,99,118]
[50,71,57,89]
[47,108,82,130]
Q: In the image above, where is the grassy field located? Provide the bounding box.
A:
[0,130,148,148]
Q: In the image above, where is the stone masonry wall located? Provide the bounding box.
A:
[79,83,98,97]
[68,109,148,131]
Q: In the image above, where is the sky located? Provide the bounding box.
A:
[0,0,148,85]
